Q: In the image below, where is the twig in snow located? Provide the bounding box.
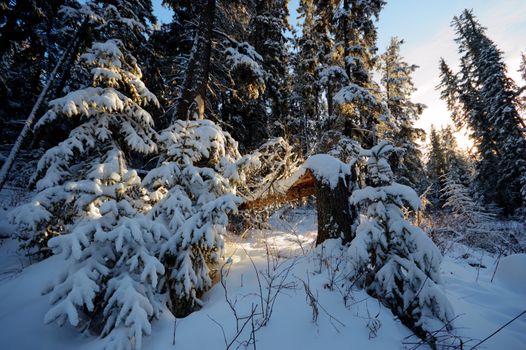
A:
[242,243,298,328]
[403,314,470,350]
[470,310,526,349]
[490,249,504,283]
[300,276,345,333]
[476,251,484,282]
[172,317,177,346]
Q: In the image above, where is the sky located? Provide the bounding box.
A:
[153,1,526,149]
[374,0,526,149]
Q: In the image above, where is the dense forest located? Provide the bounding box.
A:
[0,1,525,349]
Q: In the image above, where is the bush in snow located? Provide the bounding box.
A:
[142,118,253,317]
[347,141,454,344]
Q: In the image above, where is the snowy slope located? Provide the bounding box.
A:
[0,207,525,350]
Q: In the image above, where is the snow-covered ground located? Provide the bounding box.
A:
[0,206,524,349]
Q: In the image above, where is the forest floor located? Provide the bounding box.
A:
[0,201,525,349]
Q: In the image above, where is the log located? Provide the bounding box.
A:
[238,171,316,210]
[239,166,358,245]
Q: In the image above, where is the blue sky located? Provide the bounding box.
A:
[153,0,526,148]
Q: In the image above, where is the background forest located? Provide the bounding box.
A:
[0,1,525,349]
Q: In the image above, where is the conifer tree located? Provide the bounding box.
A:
[520,52,526,112]
[335,0,387,142]
[157,1,269,151]
[520,52,526,82]
[142,118,246,317]
[312,0,337,118]
[439,10,526,213]
[441,168,493,226]
[318,0,390,158]
[0,0,70,144]
[426,125,473,208]
[290,0,324,154]
[348,141,454,344]
[426,126,447,199]
[8,2,167,347]
[12,36,158,247]
[250,0,291,139]
[10,37,162,349]
[379,37,426,190]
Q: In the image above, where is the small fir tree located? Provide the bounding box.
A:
[348,141,454,343]
[10,37,162,349]
[378,37,426,191]
[441,169,494,226]
[142,118,254,316]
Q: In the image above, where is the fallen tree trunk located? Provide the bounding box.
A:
[239,161,358,245]
[238,171,316,211]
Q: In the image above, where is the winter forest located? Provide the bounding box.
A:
[0,0,525,349]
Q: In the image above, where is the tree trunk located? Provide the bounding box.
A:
[343,0,351,78]
[173,0,216,122]
[315,173,357,245]
[0,1,22,58]
[0,20,86,192]
[327,82,334,117]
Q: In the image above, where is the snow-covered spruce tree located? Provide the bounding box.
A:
[438,58,499,207]
[439,10,526,213]
[221,39,268,152]
[11,39,158,251]
[378,37,426,191]
[426,125,474,209]
[10,39,167,349]
[318,0,393,159]
[250,0,291,139]
[142,118,255,317]
[441,169,494,226]
[520,52,526,117]
[348,141,454,344]
[158,1,270,152]
[425,126,448,207]
[336,0,388,141]
[290,0,322,154]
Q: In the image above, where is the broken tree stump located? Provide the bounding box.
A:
[238,154,358,245]
[315,173,356,245]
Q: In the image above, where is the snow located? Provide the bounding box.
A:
[1,207,525,349]
[0,210,14,238]
[334,83,378,108]
[281,154,351,191]
[351,183,421,211]
[493,254,526,293]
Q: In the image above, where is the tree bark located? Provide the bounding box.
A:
[327,82,334,117]
[173,0,216,122]
[0,1,23,58]
[0,20,86,192]
[315,173,357,245]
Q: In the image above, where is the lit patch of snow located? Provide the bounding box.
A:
[0,208,525,349]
